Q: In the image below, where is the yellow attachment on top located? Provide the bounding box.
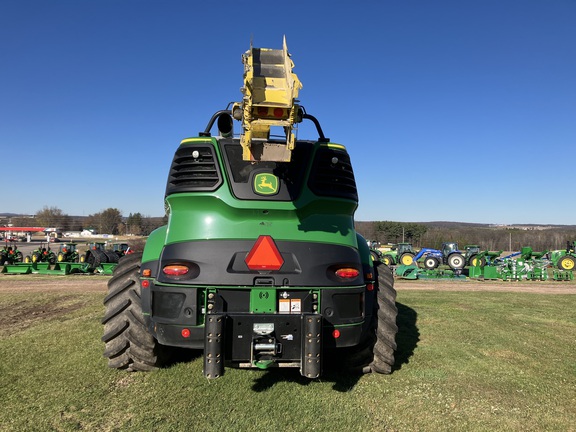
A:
[235,37,303,162]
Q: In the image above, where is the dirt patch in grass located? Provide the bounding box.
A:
[0,294,91,336]
[0,275,108,293]
[395,278,576,294]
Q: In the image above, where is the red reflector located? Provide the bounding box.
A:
[163,265,189,276]
[332,329,341,339]
[257,107,268,116]
[335,268,360,279]
[273,108,284,118]
[181,328,191,338]
[366,283,374,291]
[245,236,284,271]
[142,280,150,288]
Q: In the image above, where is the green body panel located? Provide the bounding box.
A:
[142,137,361,263]
[142,225,168,264]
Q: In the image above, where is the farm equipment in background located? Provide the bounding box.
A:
[102,39,398,380]
[57,243,80,262]
[1,243,23,265]
[24,243,56,264]
[549,240,576,271]
[469,246,552,281]
[109,242,132,258]
[464,244,503,267]
[80,242,119,272]
[412,242,466,270]
[374,242,416,266]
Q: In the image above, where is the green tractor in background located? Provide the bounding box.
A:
[379,243,416,266]
[24,243,56,264]
[464,244,503,267]
[80,242,119,270]
[56,243,80,262]
[1,243,23,265]
[102,39,398,380]
[549,240,576,271]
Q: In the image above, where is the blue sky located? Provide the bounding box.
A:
[1,0,575,224]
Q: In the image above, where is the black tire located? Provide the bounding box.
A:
[371,263,398,373]
[346,263,398,374]
[87,249,107,269]
[424,257,439,269]
[447,253,465,270]
[558,255,576,271]
[104,251,120,264]
[102,253,162,371]
[469,255,486,267]
[399,253,415,266]
[370,250,381,263]
[382,254,395,266]
[32,252,41,263]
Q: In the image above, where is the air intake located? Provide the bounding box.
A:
[165,145,222,195]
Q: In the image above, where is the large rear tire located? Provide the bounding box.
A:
[370,263,398,373]
[447,253,465,269]
[102,253,162,371]
[399,253,414,266]
[345,263,398,374]
[558,255,575,271]
[382,254,395,266]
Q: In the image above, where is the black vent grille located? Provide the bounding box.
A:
[308,147,358,201]
[165,144,222,195]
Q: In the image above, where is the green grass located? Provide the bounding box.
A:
[1,290,575,431]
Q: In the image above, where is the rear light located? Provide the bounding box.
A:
[332,329,341,339]
[163,265,189,276]
[335,268,360,279]
[181,328,191,338]
[142,269,151,277]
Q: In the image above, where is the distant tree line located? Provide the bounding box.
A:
[9,206,167,236]
[356,221,576,252]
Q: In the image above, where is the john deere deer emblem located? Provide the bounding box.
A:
[254,173,279,195]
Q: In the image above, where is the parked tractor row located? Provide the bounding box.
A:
[372,239,576,274]
[0,241,133,270]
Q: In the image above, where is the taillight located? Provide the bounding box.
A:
[334,268,360,279]
[163,265,189,276]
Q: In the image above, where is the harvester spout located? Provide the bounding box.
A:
[233,37,303,162]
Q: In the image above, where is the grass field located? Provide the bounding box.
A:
[1,288,575,431]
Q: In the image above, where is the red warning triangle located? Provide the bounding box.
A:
[245,235,284,270]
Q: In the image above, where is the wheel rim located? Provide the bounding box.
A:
[561,257,575,270]
[401,255,413,265]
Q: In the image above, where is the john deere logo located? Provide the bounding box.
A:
[254,173,279,195]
